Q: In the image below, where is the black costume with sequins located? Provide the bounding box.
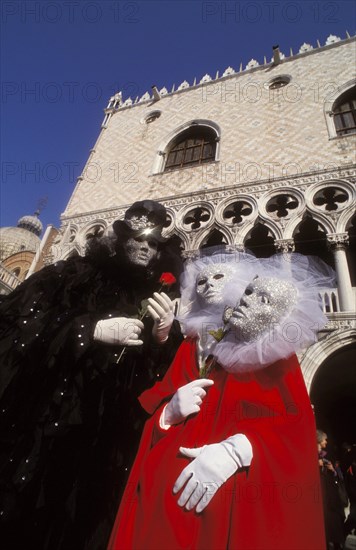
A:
[0,252,182,549]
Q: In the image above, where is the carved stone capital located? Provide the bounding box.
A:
[326,233,349,250]
[182,250,200,260]
[274,239,295,253]
[226,243,245,253]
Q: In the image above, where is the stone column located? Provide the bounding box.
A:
[327,233,354,311]
[274,239,295,274]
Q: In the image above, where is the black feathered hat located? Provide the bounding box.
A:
[113,200,168,243]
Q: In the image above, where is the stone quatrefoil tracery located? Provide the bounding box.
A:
[312,187,349,211]
[85,226,105,240]
[266,194,299,218]
[163,214,172,229]
[183,207,211,230]
[223,201,253,224]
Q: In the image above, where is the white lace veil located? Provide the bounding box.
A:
[213,253,336,373]
[177,247,258,343]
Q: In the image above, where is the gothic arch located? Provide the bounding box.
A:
[61,223,79,245]
[176,201,215,234]
[294,208,335,236]
[51,241,82,262]
[247,217,281,241]
[61,248,81,261]
[196,224,231,249]
[345,212,356,286]
[216,195,257,230]
[323,78,356,139]
[166,232,186,255]
[306,180,353,222]
[166,228,190,251]
[282,216,307,240]
[152,119,221,174]
[293,212,333,265]
[259,188,305,230]
[78,220,108,247]
[243,219,277,257]
[300,329,356,392]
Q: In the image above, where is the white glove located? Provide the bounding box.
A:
[93,317,144,346]
[161,379,214,428]
[147,292,174,344]
[173,434,253,513]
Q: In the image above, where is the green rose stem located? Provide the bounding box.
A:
[116,273,176,365]
[199,308,232,378]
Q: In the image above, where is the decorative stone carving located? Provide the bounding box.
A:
[299,43,313,53]
[313,187,349,211]
[200,74,212,83]
[159,87,168,95]
[266,194,299,218]
[225,243,245,253]
[122,98,133,107]
[222,67,235,77]
[326,233,349,249]
[325,35,341,45]
[139,92,151,102]
[178,81,190,90]
[163,213,173,229]
[181,250,200,260]
[274,239,295,254]
[246,59,259,70]
[183,207,211,230]
[223,201,253,225]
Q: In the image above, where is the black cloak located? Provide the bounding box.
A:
[0,247,182,549]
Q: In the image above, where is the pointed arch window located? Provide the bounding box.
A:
[333,87,356,136]
[164,126,217,171]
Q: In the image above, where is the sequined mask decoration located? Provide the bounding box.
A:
[196,264,235,305]
[123,237,158,267]
[228,276,298,341]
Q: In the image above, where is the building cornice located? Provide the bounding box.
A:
[103,34,356,120]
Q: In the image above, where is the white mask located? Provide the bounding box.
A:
[229,276,298,341]
[196,264,234,305]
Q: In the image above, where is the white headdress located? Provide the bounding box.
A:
[177,248,258,343]
[213,253,335,373]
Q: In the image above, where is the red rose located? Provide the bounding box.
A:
[159,272,177,286]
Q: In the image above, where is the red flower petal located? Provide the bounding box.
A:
[159,272,177,286]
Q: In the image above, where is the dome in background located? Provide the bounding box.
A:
[0,211,43,261]
[17,210,43,236]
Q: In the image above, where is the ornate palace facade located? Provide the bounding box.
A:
[34,34,356,441]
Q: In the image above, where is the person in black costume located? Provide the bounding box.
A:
[317,430,346,550]
[0,200,183,550]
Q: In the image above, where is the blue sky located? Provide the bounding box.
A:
[1,0,355,230]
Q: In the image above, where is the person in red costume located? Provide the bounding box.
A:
[108,252,334,550]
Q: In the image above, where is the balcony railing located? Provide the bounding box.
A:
[0,263,21,294]
[319,288,340,313]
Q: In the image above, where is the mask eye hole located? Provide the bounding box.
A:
[261,294,270,304]
[197,277,207,287]
[213,273,224,280]
[245,287,253,296]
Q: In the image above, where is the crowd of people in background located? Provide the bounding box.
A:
[317,432,356,550]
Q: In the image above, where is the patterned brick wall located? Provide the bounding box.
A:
[62,38,355,221]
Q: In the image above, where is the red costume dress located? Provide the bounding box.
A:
[108,338,326,550]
